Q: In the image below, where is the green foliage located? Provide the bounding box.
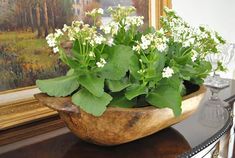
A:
[100,45,134,80]
[146,86,182,116]
[78,74,104,97]
[125,84,148,100]
[109,92,136,108]
[106,78,130,92]
[72,88,112,116]
[36,75,79,97]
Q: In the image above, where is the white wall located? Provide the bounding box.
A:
[172,0,235,43]
[172,0,235,79]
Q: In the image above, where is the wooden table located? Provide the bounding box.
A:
[0,80,235,158]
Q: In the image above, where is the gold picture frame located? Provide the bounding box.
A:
[0,0,172,130]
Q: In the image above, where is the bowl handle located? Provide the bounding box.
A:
[34,93,79,113]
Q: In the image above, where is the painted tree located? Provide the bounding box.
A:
[27,0,35,32]
[43,0,49,37]
[35,0,42,37]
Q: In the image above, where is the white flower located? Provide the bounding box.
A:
[137,69,145,74]
[90,40,95,46]
[96,58,107,68]
[100,58,106,64]
[62,24,70,32]
[157,43,167,52]
[74,26,80,33]
[100,25,111,34]
[54,29,63,38]
[94,35,106,45]
[124,24,130,31]
[191,54,197,62]
[162,67,174,78]
[109,22,119,35]
[46,33,57,47]
[101,22,119,35]
[140,43,149,50]
[183,38,195,47]
[123,16,144,31]
[86,8,104,16]
[107,38,114,46]
[132,45,141,52]
[158,28,165,35]
[53,47,59,53]
[141,36,151,46]
[89,51,95,57]
[97,8,104,14]
[140,35,151,50]
[201,32,208,39]
[72,21,83,27]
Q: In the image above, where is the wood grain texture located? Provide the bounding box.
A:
[35,86,206,146]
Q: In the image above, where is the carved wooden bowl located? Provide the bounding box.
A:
[35,86,206,146]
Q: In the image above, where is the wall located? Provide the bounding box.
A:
[172,0,235,43]
[172,0,235,79]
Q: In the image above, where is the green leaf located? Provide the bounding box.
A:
[36,75,79,97]
[109,92,136,108]
[106,78,130,92]
[159,75,181,92]
[78,74,104,97]
[72,88,112,116]
[101,45,133,80]
[129,54,141,80]
[174,53,191,65]
[66,69,74,76]
[146,86,182,116]
[125,84,148,100]
[145,53,165,82]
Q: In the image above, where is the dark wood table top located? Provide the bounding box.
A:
[0,127,191,158]
[0,80,235,158]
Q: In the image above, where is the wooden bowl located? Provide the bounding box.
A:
[34,86,206,146]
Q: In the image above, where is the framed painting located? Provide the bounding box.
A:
[0,0,172,130]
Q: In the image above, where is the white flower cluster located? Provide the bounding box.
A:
[198,25,221,44]
[108,5,136,22]
[106,37,114,46]
[100,21,119,36]
[163,16,195,47]
[92,34,106,45]
[122,16,144,31]
[63,21,85,41]
[191,50,198,62]
[162,7,225,57]
[46,29,64,53]
[162,67,174,78]
[86,8,104,16]
[89,51,95,57]
[96,58,107,68]
[133,32,168,52]
[62,20,109,47]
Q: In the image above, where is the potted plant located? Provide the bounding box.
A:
[35,6,225,145]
